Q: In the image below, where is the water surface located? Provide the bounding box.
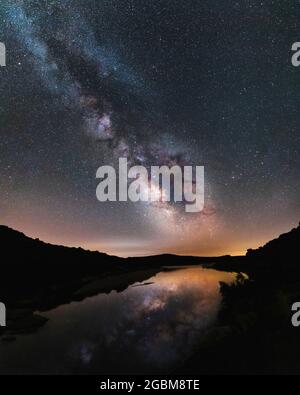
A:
[0,266,236,374]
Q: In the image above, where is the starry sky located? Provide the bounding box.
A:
[0,0,300,257]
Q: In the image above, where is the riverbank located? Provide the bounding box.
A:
[179,259,300,374]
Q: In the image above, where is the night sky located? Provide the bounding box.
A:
[1,0,300,257]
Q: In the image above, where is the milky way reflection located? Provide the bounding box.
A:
[0,267,236,374]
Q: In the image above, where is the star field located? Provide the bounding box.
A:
[0,0,300,256]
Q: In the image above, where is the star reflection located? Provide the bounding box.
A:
[0,267,236,374]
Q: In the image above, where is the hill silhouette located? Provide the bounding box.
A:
[1,222,300,284]
[1,222,300,274]
[247,222,300,261]
[0,224,233,276]
[0,225,120,275]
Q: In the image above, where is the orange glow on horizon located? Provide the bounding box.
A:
[1,217,296,259]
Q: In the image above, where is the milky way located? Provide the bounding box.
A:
[1,1,300,256]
